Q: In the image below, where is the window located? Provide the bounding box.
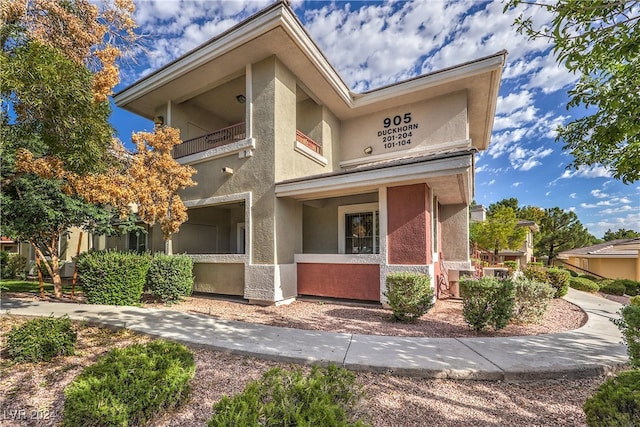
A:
[338,203,379,254]
[127,231,147,253]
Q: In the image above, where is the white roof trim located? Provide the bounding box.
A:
[275,155,472,200]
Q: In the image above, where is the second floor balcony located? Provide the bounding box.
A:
[174,122,247,159]
[174,122,323,159]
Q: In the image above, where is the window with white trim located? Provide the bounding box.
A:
[338,203,379,254]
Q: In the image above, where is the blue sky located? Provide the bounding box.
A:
[110,0,640,239]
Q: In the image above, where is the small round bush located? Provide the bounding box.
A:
[631,296,640,307]
[460,277,515,332]
[512,277,555,324]
[522,265,547,283]
[384,272,434,322]
[583,370,640,426]
[569,276,600,293]
[614,304,640,368]
[77,250,151,306]
[146,253,194,303]
[6,316,77,363]
[599,281,627,296]
[546,268,570,298]
[63,340,195,427]
[208,365,368,427]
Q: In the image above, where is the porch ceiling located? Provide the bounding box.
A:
[275,150,473,204]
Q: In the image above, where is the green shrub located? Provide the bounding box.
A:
[567,269,579,277]
[583,370,640,426]
[77,250,151,305]
[208,365,368,427]
[614,304,640,368]
[63,340,195,427]
[599,281,627,296]
[6,316,77,362]
[384,272,434,322]
[631,296,640,307]
[460,277,515,332]
[146,253,194,303]
[612,279,640,296]
[569,276,600,293]
[546,268,570,298]
[522,265,547,283]
[581,274,600,281]
[503,261,518,275]
[512,276,555,324]
[1,252,27,279]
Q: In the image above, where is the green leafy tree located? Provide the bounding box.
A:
[603,228,640,241]
[0,173,132,298]
[536,207,594,265]
[470,206,527,259]
[505,1,640,183]
[486,198,520,217]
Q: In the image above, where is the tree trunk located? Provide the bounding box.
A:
[33,245,63,299]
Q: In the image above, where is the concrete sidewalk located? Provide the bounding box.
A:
[0,288,629,381]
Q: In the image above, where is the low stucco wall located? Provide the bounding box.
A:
[297,263,380,301]
[193,263,244,296]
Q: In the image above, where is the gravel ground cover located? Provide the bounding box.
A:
[0,315,604,427]
[0,293,608,426]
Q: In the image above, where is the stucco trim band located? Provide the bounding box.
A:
[177,138,256,165]
[294,141,328,166]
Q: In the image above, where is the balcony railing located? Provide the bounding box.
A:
[296,129,322,155]
[174,122,246,159]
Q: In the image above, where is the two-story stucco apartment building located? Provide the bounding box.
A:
[109,1,506,305]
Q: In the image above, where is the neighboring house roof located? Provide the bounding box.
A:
[114,1,506,152]
[557,238,640,259]
[1,236,15,243]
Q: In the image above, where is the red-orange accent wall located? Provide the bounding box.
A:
[387,184,431,265]
[297,263,380,301]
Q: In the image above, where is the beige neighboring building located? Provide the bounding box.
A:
[110,1,506,304]
[557,238,640,281]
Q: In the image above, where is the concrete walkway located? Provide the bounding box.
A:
[0,288,629,381]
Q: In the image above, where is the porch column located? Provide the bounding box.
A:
[386,183,431,265]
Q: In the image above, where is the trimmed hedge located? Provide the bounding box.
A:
[77,250,151,306]
[598,280,626,296]
[583,370,640,426]
[460,277,515,332]
[569,276,600,293]
[208,365,368,427]
[384,272,434,322]
[546,268,570,298]
[522,265,547,284]
[611,279,640,296]
[6,316,77,362]
[63,340,195,427]
[512,277,555,324]
[146,253,194,303]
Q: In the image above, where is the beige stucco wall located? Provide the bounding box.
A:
[60,227,91,261]
[302,193,378,254]
[440,203,469,262]
[192,263,244,295]
[567,255,640,281]
[341,91,468,162]
[173,206,231,254]
[157,101,228,142]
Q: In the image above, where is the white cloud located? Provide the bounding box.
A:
[512,182,522,187]
[488,179,496,186]
[599,205,634,215]
[558,165,612,180]
[580,203,598,209]
[496,90,535,115]
[569,193,577,199]
[591,189,609,198]
[509,146,553,171]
